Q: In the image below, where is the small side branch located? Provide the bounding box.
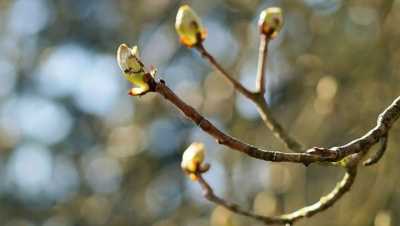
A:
[195,43,256,100]
[196,175,286,224]
[195,43,303,152]
[256,34,269,94]
[196,162,357,225]
[255,97,304,152]
[332,96,400,160]
[363,134,388,166]
[279,166,357,223]
[254,34,303,152]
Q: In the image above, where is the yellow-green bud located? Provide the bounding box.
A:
[175,5,207,47]
[258,7,283,38]
[181,142,209,180]
[116,44,149,96]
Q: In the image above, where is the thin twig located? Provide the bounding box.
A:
[278,165,357,223]
[196,158,358,225]
[255,96,304,152]
[254,34,303,152]
[195,43,256,100]
[195,43,303,152]
[256,34,269,94]
[151,78,400,165]
[196,174,284,224]
[330,97,400,160]
[363,134,388,166]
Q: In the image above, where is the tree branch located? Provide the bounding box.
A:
[254,34,304,152]
[154,79,324,165]
[121,4,400,225]
[195,155,358,225]
[278,159,358,223]
[329,96,400,160]
[363,134,388,166]
[151,78,400,165]
[256,34,269,94]
[254,96,304,152]
[195,43,256,100]
[194,43,303,152]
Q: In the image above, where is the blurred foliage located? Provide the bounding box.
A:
[0,0,399,226]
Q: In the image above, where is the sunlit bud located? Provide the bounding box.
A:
[175,5,207,47]
[181,142,209,180]
[117,44,149,96]
[181,142,205,172]
[117,44,143,75]
[258,7,283,38]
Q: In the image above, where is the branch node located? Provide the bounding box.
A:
[363,134,389,166]
[217,139,225,145]
[306,147,337,160]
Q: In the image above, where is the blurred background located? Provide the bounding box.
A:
[0,0,399,225]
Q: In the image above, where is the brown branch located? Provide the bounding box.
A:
[363,134,388,166]
[329,96,400,160]
[151,78,400,164]
[194,43,256,100]
[195,155,358,225]
[154,79,327,165]
[194,43,303,152]
[256,34,269,94]
[254,34,303,152]
[196,174,281,223]
[278,163,357,223]
[255,96,304,152]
